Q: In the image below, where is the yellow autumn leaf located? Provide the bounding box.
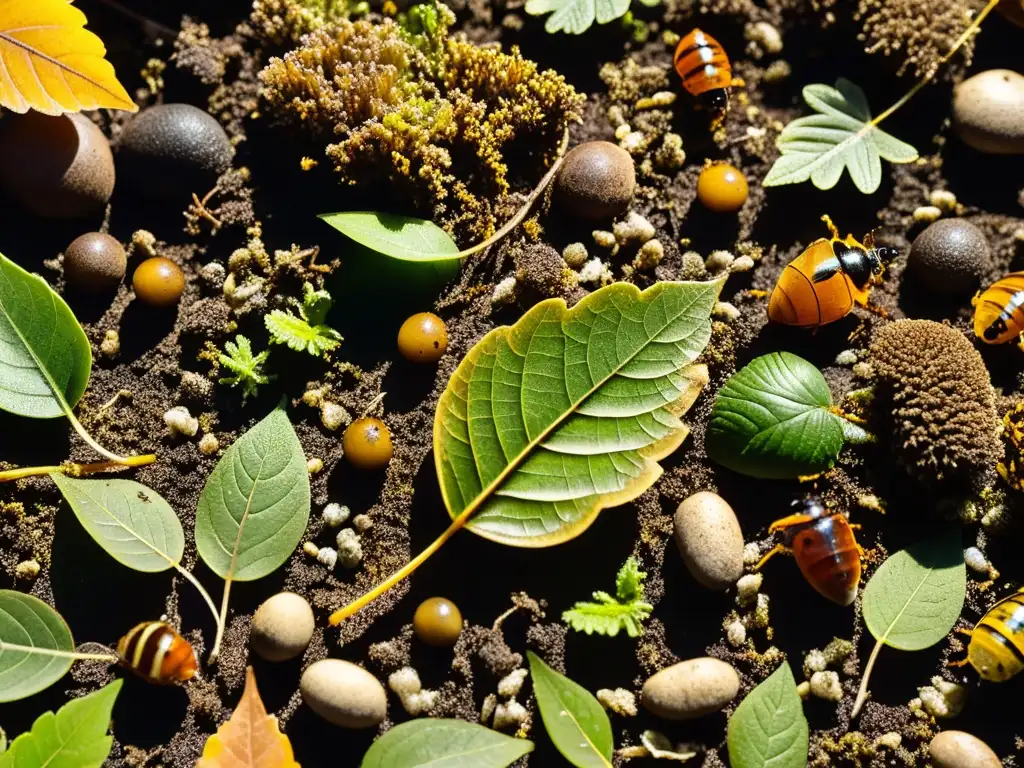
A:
[197,667,301,768]
[0,0,137,115]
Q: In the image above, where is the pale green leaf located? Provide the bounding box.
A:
[863,527,966,651]
[319,212,461,263]
[0,591,74,703]
[435,281,718,547]
[525,0,630,33]
[0,251,90,419]
[705,352,846,479]
[528,651,613,768]
[265,310,341,356]
[219,335,271,401]
[195,407,310,582]
[50,476,185,573]
[0,727,6,754]
[763,79,918,194]
[0,680,122,768]
[727,662,808,768]
[361,719,534,767]
[563,557,652,637]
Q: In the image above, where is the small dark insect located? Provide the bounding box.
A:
[673,28,742,124]
[755,497,862,606]
[768,215,897,329]
[972,272,1024,349]
[950,587,1024,682]
[116,621,198,684]
[137,491,151,503]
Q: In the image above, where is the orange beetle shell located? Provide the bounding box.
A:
[973,271,1024,344]
[786,513,862,606]
[674,29,733,99]
[116,621,198,685]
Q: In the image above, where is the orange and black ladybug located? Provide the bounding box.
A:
[973,271,1024,348]
[116,621,198,685]
[755,497,862,606]
[768,215,897,329]
[674,29,740,122]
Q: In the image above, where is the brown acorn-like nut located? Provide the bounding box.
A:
[343,417,393,470]
[397,312,448,363]
[907,219,991,296]
[554,142,636,220]
[0,113,115,218]
[64,233,126,293]
[953,70,1024,155]
[133,257,185,307]
[413,597,463,646]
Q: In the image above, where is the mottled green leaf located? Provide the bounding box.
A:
[0,591,74,703]
[51,476,185,573]
[319,212,460,262]
[524,0,630,34]
[435,281,718,546]
[863,528,966,650]
[195,407,310,582]
[764,79,918,194]
[0,251,90,419]
[528,651,613,768]
[0,680,121,768]
[361,719,534,767]
[727,662,808,768]
[706,352,846,479]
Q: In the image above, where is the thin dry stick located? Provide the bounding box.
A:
[851,638,885,717]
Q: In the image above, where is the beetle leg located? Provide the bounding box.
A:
[747,289,769,299]
[1017,334,1024,353]
[858,302,889,319]
[955,627,974,638]
[753,543,791,571]
[946,657,971,668]
[820,214,840,240]
[730,76,746,88]
[767,513,816,532]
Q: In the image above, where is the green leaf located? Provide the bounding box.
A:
[0,251,90,419]
[218,335,271,401]
[524,0,630,33]
[360,719,534,767]
[705,352,846,479]
[563,557,653,637]
[0,591,74,703]
[727,662,808,768]
[0,680,122,768]
[863,527,966,651]
[195,407,311,582]
[50,476,185,573]
[527,651,613,768]
[319,211,461,263]
[435,280,717,546]
[763,79,918,194]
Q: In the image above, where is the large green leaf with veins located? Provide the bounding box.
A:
[0,591,74,703]
[434,280,719,546]
[0,252,90,419]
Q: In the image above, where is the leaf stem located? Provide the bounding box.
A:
[66,409,156,467]
[0,457,157,483]
[0,642,118,665]
[868,0,1000,130]
[208,579,232,664]
[172,564,222,639]
[851,637,884,718]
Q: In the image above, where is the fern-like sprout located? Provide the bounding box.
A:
[218,336,272,400]
[562,556,653,638]
[265,282,343,356]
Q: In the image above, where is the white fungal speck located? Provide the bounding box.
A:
[322,503,351,527]
[164,406,198,437]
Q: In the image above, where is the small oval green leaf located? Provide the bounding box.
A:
[727,662,808,768]
[0,591,74,702]
[863,527,966,651]
[0,679,122,768]
[706,351,845,479]
[195,407,310,582]
[527,651,613,768]
[319,211,461,262]
[361,719,534,767]
[0,251,91,419]
[51,476,185,573]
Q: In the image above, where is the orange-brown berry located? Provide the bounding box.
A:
[397,312,448,363]
[343,417,393,470]
[133,257,185,307]
[696,163,748,213]
[413,597,463,647]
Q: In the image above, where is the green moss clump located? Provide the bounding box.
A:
[259,4,583,242]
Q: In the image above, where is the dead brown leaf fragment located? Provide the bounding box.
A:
[197,667,300,768]
[0,0,137,115]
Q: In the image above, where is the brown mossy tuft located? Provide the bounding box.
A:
[258,6,582,242]
[854,0,975,79]
[869,320,1001,484]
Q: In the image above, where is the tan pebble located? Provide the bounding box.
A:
[929,731,1001,768]
[251,592,315,661]
[641,658,739,720]
[301,659,387,728]
[674,492,744,591]
[953,70,1024,154]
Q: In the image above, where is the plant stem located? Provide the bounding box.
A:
[868,0,1000,130]
[851,637,884,718]
[0,642,118,664]
[0,457,157,483]
[173,564,222,637]
[67,409,156,467]
[208,579,232,664]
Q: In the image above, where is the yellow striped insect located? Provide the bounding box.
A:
[116,621,198,685]
[950,587,1024,681]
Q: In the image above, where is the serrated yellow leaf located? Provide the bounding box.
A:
[197,667,300,768]
[0,0,137,115]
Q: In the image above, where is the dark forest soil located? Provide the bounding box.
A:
[2,0,1024,766]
